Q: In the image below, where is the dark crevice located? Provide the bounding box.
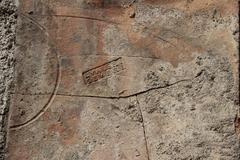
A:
[11,79,191,99]
[21,13,119,24]
[9,79,190,130]
[136,95,151,160]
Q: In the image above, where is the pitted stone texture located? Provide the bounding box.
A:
[138,54,239,159]
[9,96,148,160]
[8,0,239,160]
[0,0,16,159]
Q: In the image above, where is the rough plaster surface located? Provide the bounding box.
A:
[0,0,16,159]
[5,0,240,160]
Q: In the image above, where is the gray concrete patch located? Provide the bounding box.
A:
[0,0,16,159]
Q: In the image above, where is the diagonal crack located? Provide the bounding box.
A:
[136,95,150,160]
[11,79,191,99]
[9,79,190,130]
[22,13,119,24]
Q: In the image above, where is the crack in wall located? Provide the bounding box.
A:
[36,14,119,24]
[20,12,119,24]
[9,79,190,130]
[19,12,179,47]
[136,95,150,160]
[11,79,191,99]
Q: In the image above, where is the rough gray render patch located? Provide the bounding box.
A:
[0,0,16,159]
[138,54,239,159]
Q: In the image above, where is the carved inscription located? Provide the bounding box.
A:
[82,57,124,84]
[83,0,132,8]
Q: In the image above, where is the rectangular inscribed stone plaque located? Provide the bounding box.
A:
[8,0,239,160]
[82,57,124,85]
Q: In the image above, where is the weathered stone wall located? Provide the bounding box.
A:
[3,0,240,160]
[0,0,16,159]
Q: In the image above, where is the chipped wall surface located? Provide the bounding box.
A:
[5,0,240,160]
[0,0,16,159]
